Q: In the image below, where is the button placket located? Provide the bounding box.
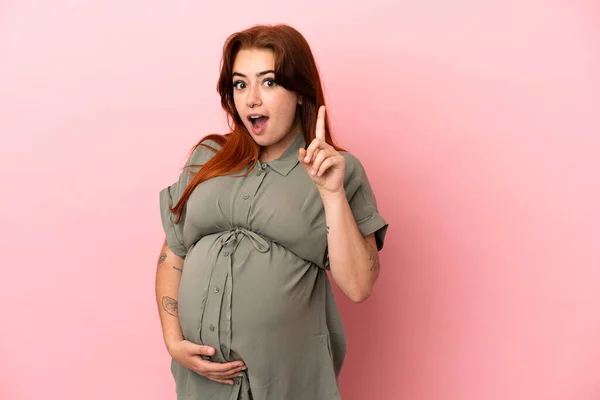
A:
[254,162,268,175]
[200,246,229,362]
[244,162,268,223]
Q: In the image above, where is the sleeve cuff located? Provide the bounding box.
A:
[159,186,187,258]
[356,213,388,251]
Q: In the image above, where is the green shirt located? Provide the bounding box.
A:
[160,133,388,399]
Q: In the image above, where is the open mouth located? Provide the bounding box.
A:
[248,115,269,129]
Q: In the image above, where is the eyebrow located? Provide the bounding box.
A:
[232,70,275,78]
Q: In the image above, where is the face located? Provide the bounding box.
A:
[232,48,302,155]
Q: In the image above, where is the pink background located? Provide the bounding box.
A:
[1,1,599,399]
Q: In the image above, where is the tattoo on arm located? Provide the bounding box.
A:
[326,225,330,234]
[173,266,183,272]
[158,253,167,265]
[368,247,379,271]
[162,296,178,317]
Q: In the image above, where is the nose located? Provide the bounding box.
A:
[246,84,262,108]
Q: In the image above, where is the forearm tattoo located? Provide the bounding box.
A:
[173,266,183,272]
[158,252,167,265]
[368,247,379,272]
[162,296,178,317]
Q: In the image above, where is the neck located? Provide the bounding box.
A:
[260,119,303,162]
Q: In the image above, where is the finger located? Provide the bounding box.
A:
[298,148,306,162]
[191,344,216,357]
[200,359,246,374]
[298,148,314,176]
[303,138,332,164]
[303,138,324,164]
[309,148,330,176]
[316,157,336,177]
[207,365,247,378]
[299,147,312,164]
[210,370,245,380]
[315,105,326,141]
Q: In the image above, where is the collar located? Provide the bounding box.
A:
[264,133,306,176]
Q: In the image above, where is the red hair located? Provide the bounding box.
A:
[170,23,344,222]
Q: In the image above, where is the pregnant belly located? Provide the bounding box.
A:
[177,235,325,358]
[231,242,322,333]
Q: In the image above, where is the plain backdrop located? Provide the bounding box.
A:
[1,1,599,399]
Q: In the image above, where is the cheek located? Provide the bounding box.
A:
[233,93,244,112]
[233,96,250,125]
[274,95,299,120]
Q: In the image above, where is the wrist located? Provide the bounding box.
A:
[319,189,346,206]
[165,334,184,353]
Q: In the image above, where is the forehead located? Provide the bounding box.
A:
[232,48,275,74]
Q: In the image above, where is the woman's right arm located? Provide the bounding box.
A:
[155,239,186,350]
[155,239,246,385]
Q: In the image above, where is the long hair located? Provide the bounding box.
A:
[170,23,344,222]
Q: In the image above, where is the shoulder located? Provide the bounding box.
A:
[339,149,381,208]
[186,135,226,166]
[340,150,367,182]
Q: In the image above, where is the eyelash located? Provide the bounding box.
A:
[233,78,277,90]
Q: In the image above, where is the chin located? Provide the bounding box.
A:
[248,132,270,146]
[247,130,278,147]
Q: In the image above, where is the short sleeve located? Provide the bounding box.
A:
[346,153,388,250]
[159,139,220,258]
[323,153,389,269]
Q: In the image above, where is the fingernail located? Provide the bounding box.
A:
[304,156,310,162]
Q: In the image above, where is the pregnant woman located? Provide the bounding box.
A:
[155,23,388,400]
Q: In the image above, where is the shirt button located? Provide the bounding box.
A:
[243,194,250,200]
[214,287,220,293]
[209,324,215,332]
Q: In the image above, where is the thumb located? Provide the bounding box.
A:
[196,345,216,356]
[297,148,312,174]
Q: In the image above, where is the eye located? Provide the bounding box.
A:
[233,81,246,90]
[264,78,277,88]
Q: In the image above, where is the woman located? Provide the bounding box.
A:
[155,23,388,400]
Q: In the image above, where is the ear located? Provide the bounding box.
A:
[297,95,302,105]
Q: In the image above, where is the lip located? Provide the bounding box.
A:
[247,114,269,135]
[247,113,267,120]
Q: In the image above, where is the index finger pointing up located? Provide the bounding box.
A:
[315,105,326,140]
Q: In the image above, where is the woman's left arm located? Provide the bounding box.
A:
[320,190,380,302]
[299,105,382,303]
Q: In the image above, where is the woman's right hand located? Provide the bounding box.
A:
[168,340,247,385]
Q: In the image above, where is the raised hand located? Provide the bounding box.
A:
[298,105,345,194]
